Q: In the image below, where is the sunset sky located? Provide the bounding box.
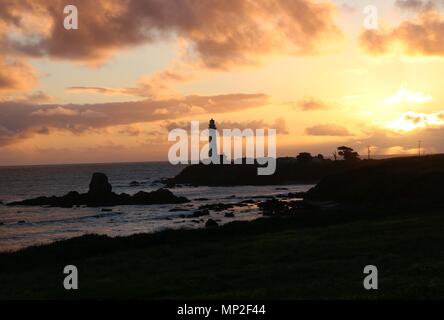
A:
[1,0,444,165]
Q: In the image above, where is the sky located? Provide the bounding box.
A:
[1,0,444,165]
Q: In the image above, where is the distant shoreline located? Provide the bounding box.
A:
[0,153,422,169]
[0,160,176,169]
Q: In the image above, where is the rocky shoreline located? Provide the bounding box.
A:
[7,172,189,208]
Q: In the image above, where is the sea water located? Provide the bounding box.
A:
[0,162,312,252]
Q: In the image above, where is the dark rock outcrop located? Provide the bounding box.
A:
[199,203,234,211]
[258,199,290,216]
[224,212,235,218]
[8,173,189,208]
[89,173,112,198]
[191,209,210,218]
[205,219,219,228]
[172,157,370,186]
[258,199,318,216]
[169,208,190,212]
[129,181,141,187]
[306,155,444,209]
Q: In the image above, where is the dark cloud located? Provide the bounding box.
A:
[0,93,268,146]
[0,0,340,68]
[305,124,353,136]
[395,0,439,11]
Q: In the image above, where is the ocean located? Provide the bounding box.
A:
[0,162,312,252]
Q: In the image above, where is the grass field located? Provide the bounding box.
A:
[1,208,443,299]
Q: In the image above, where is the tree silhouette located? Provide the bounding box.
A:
[296,152,313,163]
[337,146,360,161]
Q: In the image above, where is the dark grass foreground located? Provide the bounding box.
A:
[1,209,443,299]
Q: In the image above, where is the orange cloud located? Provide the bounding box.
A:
[1,0,340,68]
[360,10,444,57]
[395,0,438,12]
[67,66,193,99]
[295,98,330,111]
[0,93,268,146]
[165,118,289,135]
[0,57,37,93]
[305,124,353,136]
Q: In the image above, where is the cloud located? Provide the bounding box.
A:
[0,93,268,146]
[118,126,141,137]
[339,3,356,14]
[360,10,444,57]
[294,98,330,111]
[395,0,438,11]
[305,124,353,136]
[67,65,193,99]
[384,87,433,105]
[0,0,341,69]
[165,118,289,135]
[386,110,444,131]
[0,57,37,93]
[21,91,53,103]
[356,125,444,156]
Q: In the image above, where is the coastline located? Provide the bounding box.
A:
[2,155,444,299]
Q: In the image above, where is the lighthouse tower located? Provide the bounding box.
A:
[208,118,218,161]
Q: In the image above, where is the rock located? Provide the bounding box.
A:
[287,192,306,199]
[199,203,234,211]
[89,173,112,198]
[131,189,189,205]
[191,209,210,218]
[17,220,26,224]
[205,219,219,228]
[7,174,189,208]
[240,199,256,204]
[195,198,209,201]
[224,212,235,218]
[276,187,288,191]
[0,222,4,226]
[101,208,112,212]
[129,181,141,187]
[169,208,190,212]
[258,199,290,216]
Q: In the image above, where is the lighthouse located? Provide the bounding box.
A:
[208,118,218,161]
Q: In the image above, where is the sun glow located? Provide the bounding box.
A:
[384,87,433,105]
[386,111,444,132]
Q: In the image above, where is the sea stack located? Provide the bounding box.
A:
[88,172,112,198]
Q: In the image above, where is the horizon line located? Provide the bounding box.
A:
[0,153,437,169]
